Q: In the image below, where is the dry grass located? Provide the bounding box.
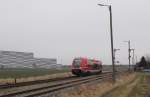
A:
[58,73,137,97]
[100,74,139,97]
[0,72,72,84]
[128,72,150,97]
[17,72,72,83]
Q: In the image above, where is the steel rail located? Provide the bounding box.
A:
[24,75,113,97]
[24,71,129,97]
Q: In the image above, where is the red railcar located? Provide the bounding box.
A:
[71,57,102,76]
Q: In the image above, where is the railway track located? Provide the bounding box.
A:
[0,65,130,89]
[0,75,76,89]
[0,71,126,97]
[0,71,110,89]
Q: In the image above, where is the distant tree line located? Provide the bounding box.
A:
[0,65,4,69]
[134,56,150,71]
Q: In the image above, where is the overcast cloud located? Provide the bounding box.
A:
[0,0,150,65]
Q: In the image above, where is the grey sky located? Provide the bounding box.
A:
[0,0,150,65]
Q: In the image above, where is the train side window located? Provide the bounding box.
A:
[93,64,98,69]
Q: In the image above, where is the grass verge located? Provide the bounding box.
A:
[128,72,150,97]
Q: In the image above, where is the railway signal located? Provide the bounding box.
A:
[131,49,135,64]
[124,40,131,71]
[114,49,120,64]
[98,4,116,83]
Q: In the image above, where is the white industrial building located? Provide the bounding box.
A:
[0,51,58,69]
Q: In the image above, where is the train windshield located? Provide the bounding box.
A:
[73,59,81,68]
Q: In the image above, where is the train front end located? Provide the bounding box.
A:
[71,58,90,76]
[72,58,81,76]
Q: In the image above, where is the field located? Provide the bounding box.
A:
[0,65,128,79]
[0,68,70,78]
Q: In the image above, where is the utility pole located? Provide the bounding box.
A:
[98,4,115,83]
